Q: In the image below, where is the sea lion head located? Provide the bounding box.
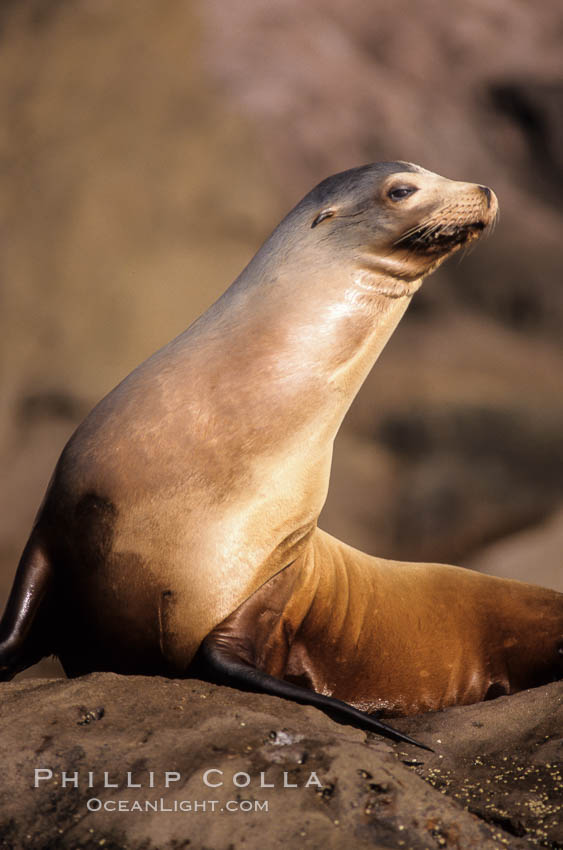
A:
[299,161,498,285]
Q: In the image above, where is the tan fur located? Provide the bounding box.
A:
[208,529,562,715]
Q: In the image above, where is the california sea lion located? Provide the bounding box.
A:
[1,162,561,749]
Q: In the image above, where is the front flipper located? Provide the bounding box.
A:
[194,631,433,752]
[0,535,54,680]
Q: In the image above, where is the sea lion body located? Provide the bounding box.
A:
[1,161,560,746]
[29,161,451,674]
[206,529,563,717]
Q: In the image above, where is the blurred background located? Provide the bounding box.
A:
[1,0,562,679]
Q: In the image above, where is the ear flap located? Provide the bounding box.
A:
[311,209,335,228]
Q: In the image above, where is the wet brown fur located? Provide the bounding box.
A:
[207,529,562,717]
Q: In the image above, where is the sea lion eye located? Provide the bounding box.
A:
[311,209,334,228]
[387,185,418,202]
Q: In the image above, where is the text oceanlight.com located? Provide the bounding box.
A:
[86,798,269,813]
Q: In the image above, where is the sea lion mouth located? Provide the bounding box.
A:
[396,219,486,256]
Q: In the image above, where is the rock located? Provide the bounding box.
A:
[322,314,563,565]
[465,506,563,592]
[0,673,560,849]
[392,683,563,849]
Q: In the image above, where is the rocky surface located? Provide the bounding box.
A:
[0,674,561,850]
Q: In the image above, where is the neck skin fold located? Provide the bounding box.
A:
[319,268,418,418]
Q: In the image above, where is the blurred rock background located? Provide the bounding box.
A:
[0,0,561,680]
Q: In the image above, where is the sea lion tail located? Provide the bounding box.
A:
[0,534,54,681]
[196,634,433,752]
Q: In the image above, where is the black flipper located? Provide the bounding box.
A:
[196,633,433,752]
[0,535,54,680]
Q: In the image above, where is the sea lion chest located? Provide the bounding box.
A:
[41,333,335,668]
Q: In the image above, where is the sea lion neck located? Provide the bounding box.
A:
[178,255,416,438]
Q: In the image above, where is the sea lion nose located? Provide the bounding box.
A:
[478,185,492,208]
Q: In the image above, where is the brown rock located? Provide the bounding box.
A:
[2,673,560,849]
[465,506,563,592]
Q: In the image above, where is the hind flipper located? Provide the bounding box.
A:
[195,631,432,752]
[0,535,54,680]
